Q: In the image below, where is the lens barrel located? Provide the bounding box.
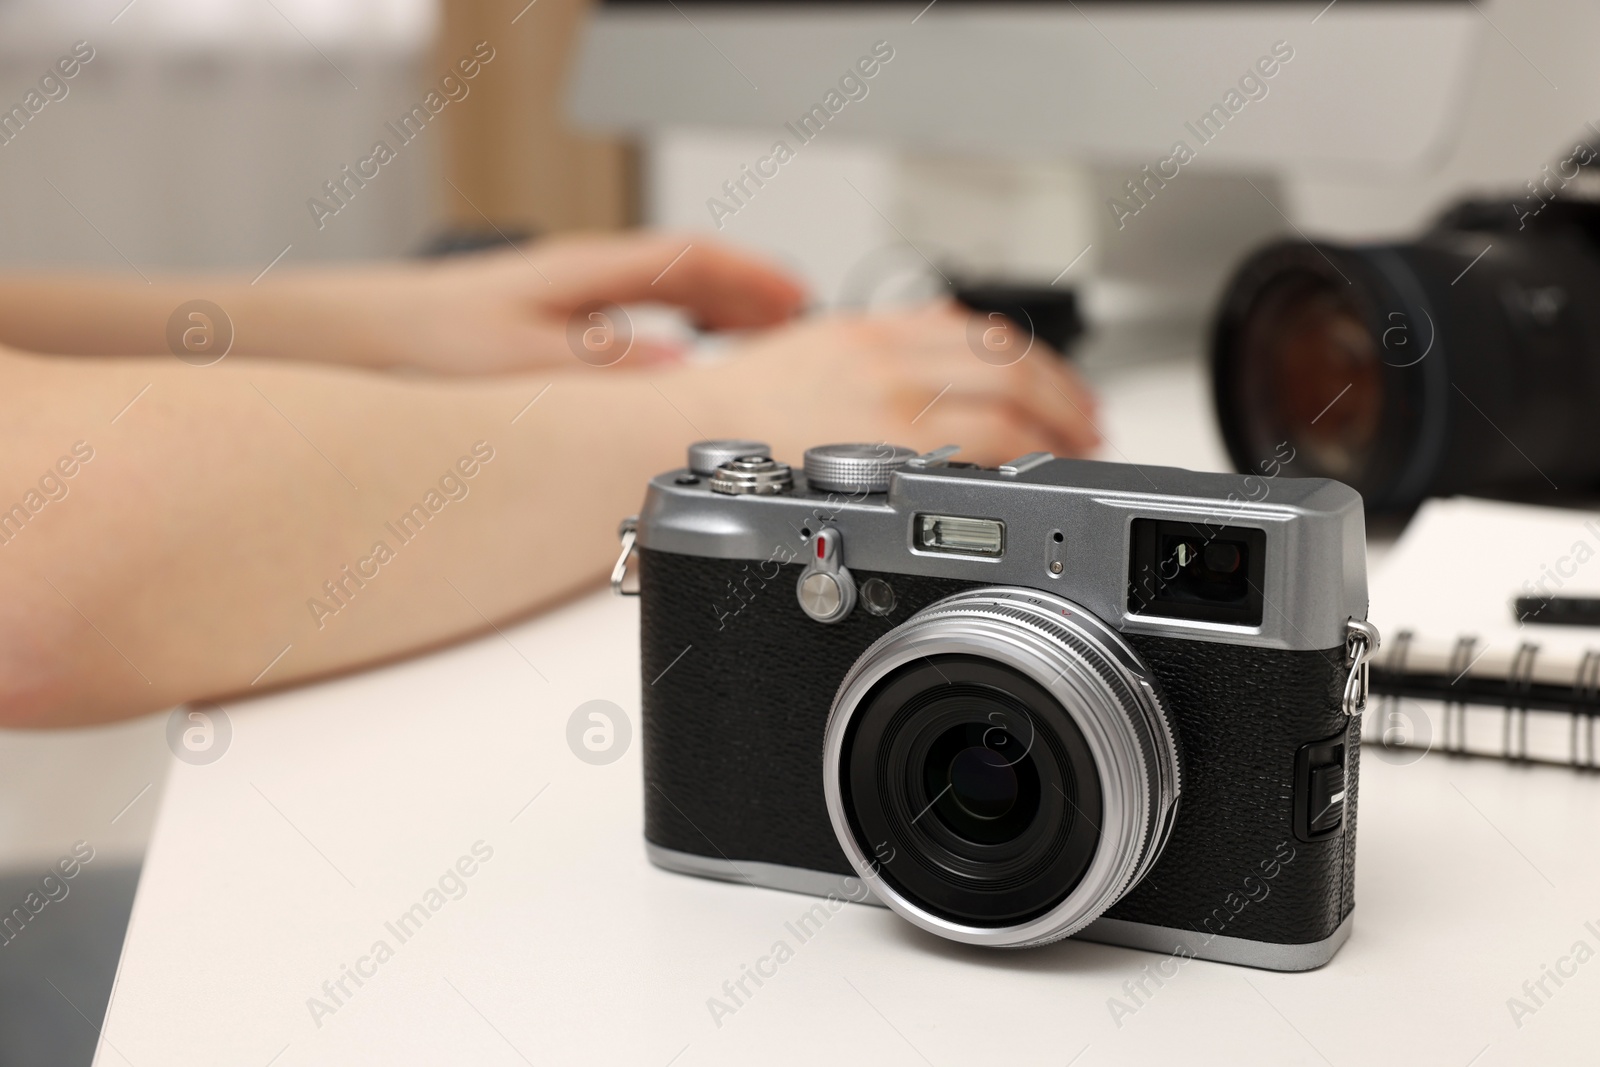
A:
[1213,211,1600,512]
[823,588,1181,948]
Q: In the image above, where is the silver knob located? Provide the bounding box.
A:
[688,439,771,476]
[803,443,919,494]
[796,527,856,623]
[799,573,848,619]
[709,456,793,496]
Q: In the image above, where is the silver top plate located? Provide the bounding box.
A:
[635,454,1367,652]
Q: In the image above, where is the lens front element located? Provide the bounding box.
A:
[823,588,1181,948]
[939,725,1031,830]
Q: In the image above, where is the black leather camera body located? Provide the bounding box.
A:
[620,440,1375,970]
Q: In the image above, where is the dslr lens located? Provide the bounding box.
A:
[823,588,1181,948]
[1213,200,1600,512]
[1236,273,1384,480]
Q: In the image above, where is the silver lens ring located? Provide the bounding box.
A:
[822,587,1181,948]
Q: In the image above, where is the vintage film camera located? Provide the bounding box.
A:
[617,440,1375,970]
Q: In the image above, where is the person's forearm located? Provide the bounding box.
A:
[0,235,810,376]
[0,347,681,726]
[0,272,390,367]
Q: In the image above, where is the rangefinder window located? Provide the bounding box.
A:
[1127,519,1266,626]
[914,514,1005,558]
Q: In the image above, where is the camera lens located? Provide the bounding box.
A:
[1213,204,1600,512]
[823,588,1181,948]
[944,738,1024,823]
[1236,272,1384,480]
[915,681,1049,844]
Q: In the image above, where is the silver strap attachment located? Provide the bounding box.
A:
[1343,618,1380,717]
[612,516,639,597]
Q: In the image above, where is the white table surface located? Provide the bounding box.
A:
[99,358,1600,1066]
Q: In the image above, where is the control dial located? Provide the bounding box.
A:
[803,443,919,494]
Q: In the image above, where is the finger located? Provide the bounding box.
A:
[972,368,1102,457]
[842,302,971,346]
[891,357,1101,458]
[539,234,808,330]
[797,307,1101,459]
[909,398,1076,467]
[1020,358,1103,456]
[1033,352,1099,420]
[877,312,1103,456]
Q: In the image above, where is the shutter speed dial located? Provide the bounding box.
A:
[804,444,919,494]
[797,526,856,624]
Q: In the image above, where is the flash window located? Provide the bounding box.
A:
[915,514,1006,558]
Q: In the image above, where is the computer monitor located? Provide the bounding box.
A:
[568,1,1480,173]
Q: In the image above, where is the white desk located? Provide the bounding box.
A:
[100,359,1599,1065]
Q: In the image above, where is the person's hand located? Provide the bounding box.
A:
[667,302,1102,464]
[241,233,808,374]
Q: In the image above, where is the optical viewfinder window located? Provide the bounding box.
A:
[1127,519,1266,626]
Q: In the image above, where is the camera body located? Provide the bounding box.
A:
[625,441,1372,971]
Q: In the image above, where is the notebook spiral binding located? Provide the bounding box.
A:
[1366,629,1600,770]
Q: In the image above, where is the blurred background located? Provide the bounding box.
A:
[1,0,1596,1059]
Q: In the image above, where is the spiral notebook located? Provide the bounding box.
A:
[1366,497,1600,769]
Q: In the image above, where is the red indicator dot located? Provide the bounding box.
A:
[817,536,826,559]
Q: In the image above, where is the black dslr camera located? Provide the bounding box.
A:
[617,440,1376,970]
[1214,182,1600,513]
